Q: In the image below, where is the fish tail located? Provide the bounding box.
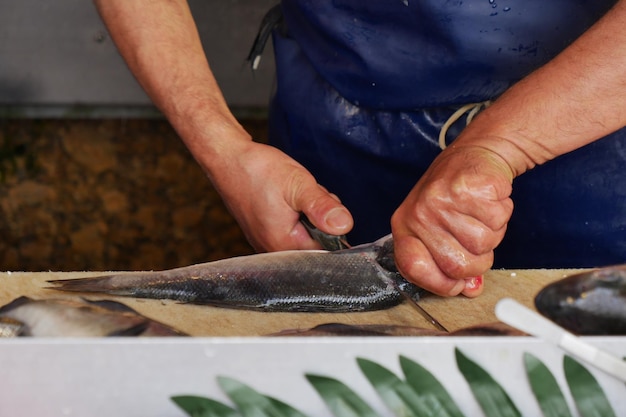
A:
[47,275,129,295]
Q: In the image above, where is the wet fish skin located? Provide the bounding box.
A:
[0,296,187,337]
[534,265,626,335]
[48,236,424,312]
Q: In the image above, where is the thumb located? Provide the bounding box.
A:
[296,184,353,237]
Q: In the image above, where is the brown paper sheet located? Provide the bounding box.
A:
[0,269,582,336]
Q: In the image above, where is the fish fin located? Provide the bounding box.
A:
[47,276,126,295]
[310,323,389,336]
[82,298,139,314]
[0,296,34,314]
[107,322,150,337]
[141,323,190,337]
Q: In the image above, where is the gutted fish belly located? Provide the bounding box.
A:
[49,246,420,312]
[535,265,626,335]
[0,296,186,337]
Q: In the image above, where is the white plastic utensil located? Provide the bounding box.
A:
[495,297,626,383]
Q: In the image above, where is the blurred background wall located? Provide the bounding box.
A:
[0,0,278,271]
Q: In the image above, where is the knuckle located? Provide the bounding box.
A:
[464,227,494,255]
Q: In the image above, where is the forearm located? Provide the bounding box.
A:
[94,0,251,172]
[456,0,626,177]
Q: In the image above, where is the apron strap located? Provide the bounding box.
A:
[247,4,283,71]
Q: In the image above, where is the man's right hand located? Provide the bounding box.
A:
[207,139,354,252]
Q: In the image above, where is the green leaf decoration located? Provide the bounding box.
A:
[305,374,381,417]
[172,350,624,417]
[356,357,431,417]
[523,353,573,417]
[563,355,616,417]
[217,376,309,417]
[399,355,466,417]
[455,348,521,417]
[171,395,241,417]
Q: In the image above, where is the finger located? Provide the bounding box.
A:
[461,275,485,298]
[431,241,494,281]
[316,184,343,204]
[438,211,508,255]
[393,235,467,297]
[458,197,514,232]
[287,220,325,250]
[292,182,353,236]
[251,215,322,252]
[452,180,514,231]
[408,218,495,280]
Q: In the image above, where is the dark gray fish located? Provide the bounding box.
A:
[48,236,424,312]
[269,322,525,337]
[534,265,626,335]
[270,323,446,337]
[0,296,187,337]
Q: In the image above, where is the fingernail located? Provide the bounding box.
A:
[465,275,483,290]
[324,207,351,230]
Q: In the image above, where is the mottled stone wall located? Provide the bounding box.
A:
[0,119,263,272]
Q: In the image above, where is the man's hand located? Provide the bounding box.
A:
[208,139,353,252]
[391,145,514,297]
[392,0,626,297]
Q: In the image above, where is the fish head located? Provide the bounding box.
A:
[534,265,626,335]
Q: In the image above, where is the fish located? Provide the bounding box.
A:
[269,322,526,337]
[534,265,626,335]
[0,296,187,337]
[0,317,25,337]
[47,235,424,313]
[270,323,446,337]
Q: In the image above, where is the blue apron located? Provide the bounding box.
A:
[267,0,625,268]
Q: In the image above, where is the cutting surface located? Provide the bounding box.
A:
[0,269,583,336]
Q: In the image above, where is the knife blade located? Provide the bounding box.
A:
[399,290,449,332]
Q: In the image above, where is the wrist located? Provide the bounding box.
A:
[450,99,557,178]
[165,94,254,174]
